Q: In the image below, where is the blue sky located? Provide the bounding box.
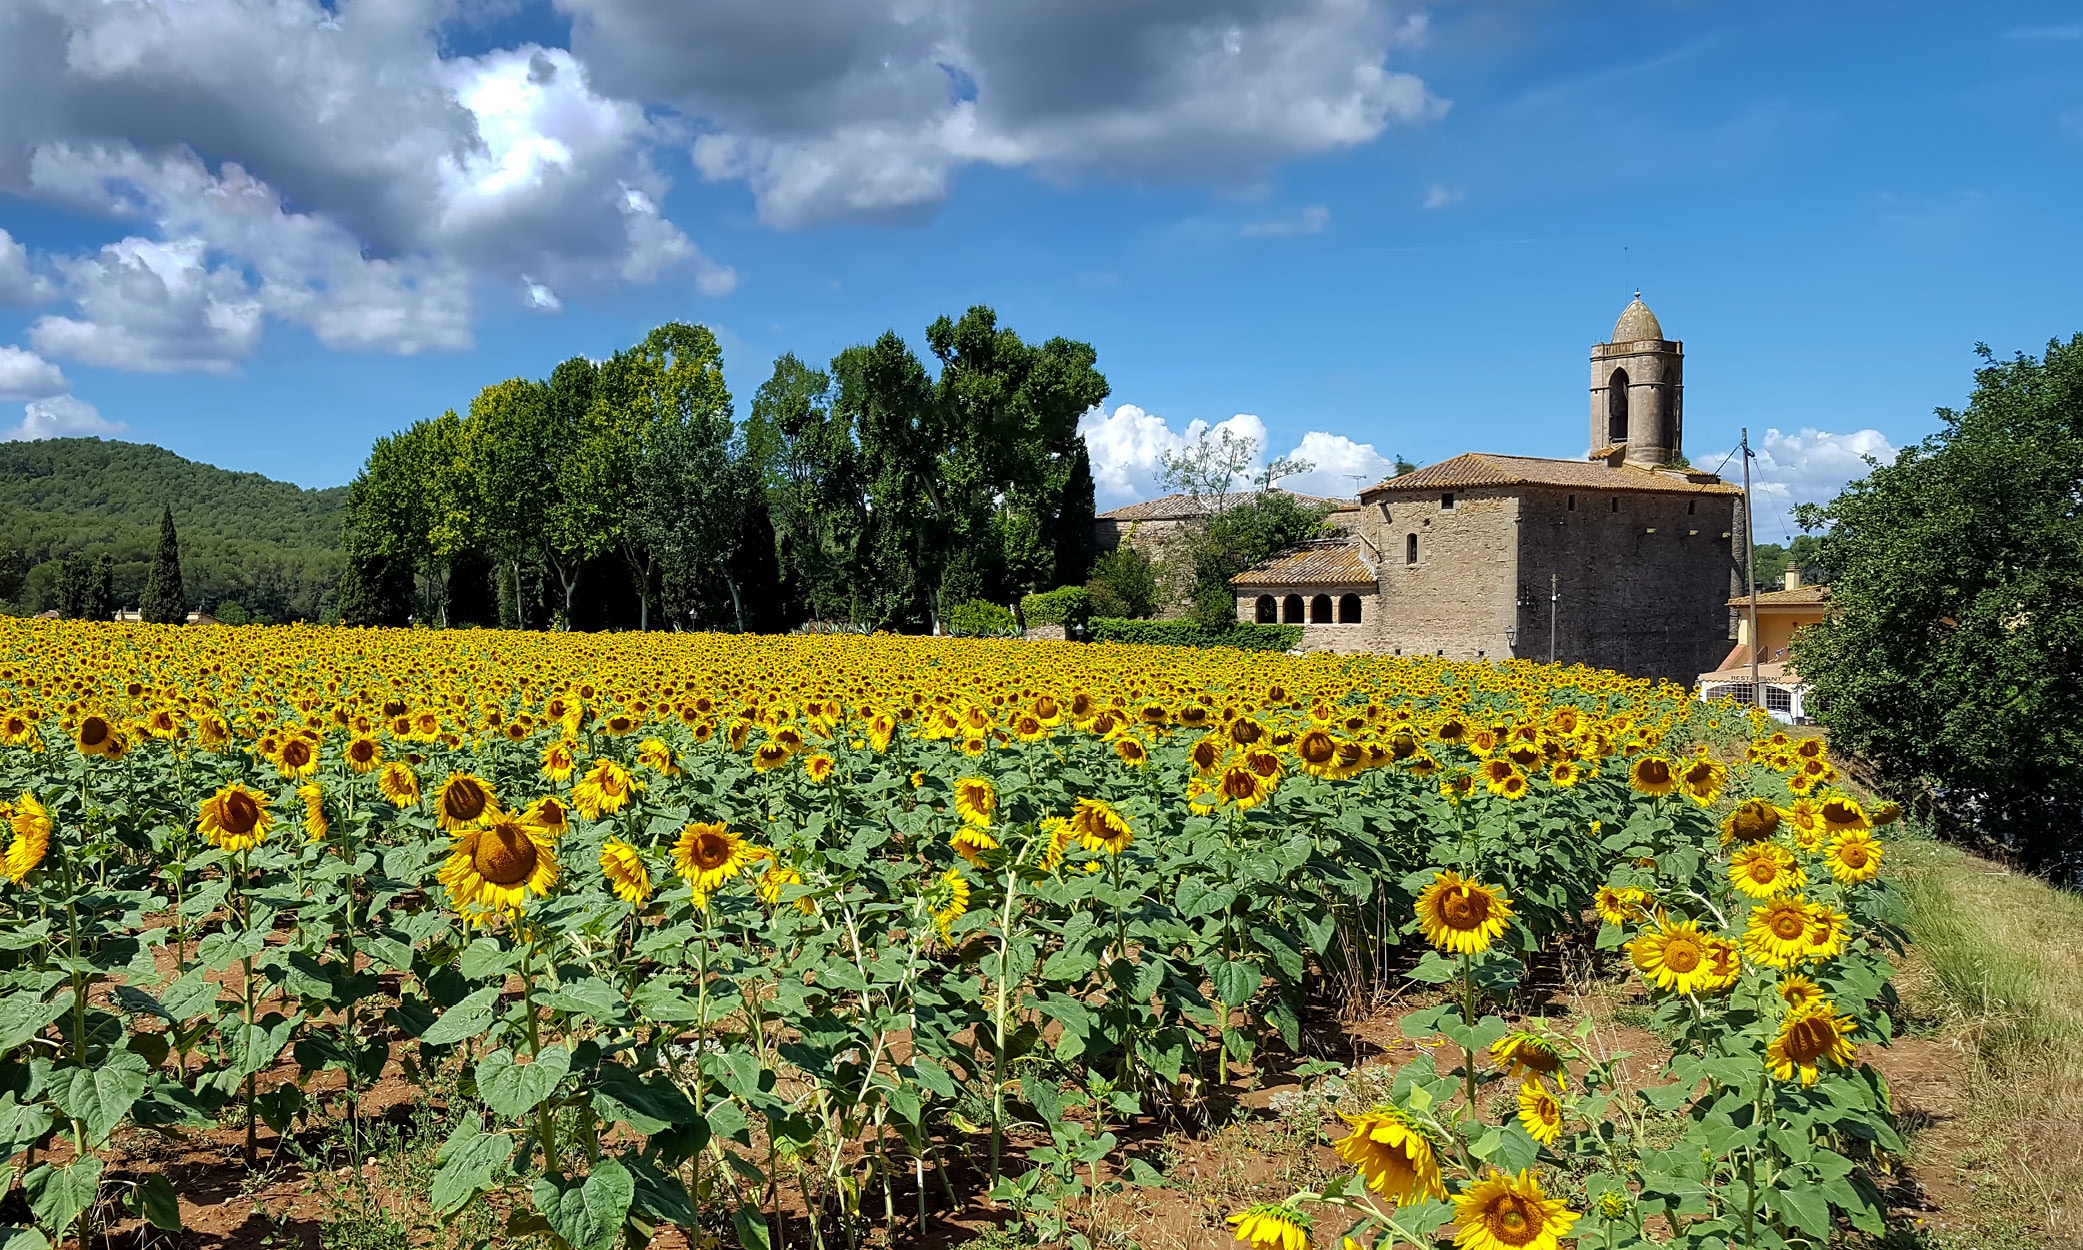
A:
[0,1,2078,540]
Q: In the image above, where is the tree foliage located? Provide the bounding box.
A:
[1793,336,2083,875]
[139,507,186,624]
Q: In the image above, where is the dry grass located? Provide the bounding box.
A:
[1891,831,2083,1247]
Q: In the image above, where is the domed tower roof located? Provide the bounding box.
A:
[1611,291,1664,343]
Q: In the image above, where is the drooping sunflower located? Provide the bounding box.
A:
[572,758,637,820]
[1069,797,1133,855]
[952,777,997,828]
[758,861,814,913]
[1766,999,1858,1086]
[298,783,328,842]
[523,795,571,839]
[1112,736,1149,767]
[673,822,759,900]
[1593,884,1648,927]
[434,772,499,831]
[1414,869,1513,956]
[377,762,421,808]
[600,837,652,905]
[1516,1081,1562,1146]
[1719,797,1782,845]
[344,734,382,773]
[199,782,274,853]
[1628,916,1716,995]
[1627,755,1677,797]
[635,737,680,777]
[1819,794,1869,835]
[1696,934,1743,995]
[1331,1108,1445,1204]
[1491,1031,1569,1088]
[1826,830,1884,885]
[1450,1169,1580,1250]
[1728,843,1805,898]
[1294,728,1342,778]
[932,868,971,940]
[540,739,578,782]
[1800,902,1851,962]
[1,793,51,883]
[1742,896,1814,969]
[802,753,836,784]
[1227,1204,1310,1250]
[1677,758,1728,806]
[950,823,1000,865]
[438,813,559,916]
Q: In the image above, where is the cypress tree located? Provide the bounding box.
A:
[90,554,116,621]
[140,506,188,624]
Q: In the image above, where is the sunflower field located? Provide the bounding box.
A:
[0,618,1903,1250]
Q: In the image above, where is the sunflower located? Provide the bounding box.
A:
[1785,798,1827,851]
[1188,734,1226,777]
[1742,897,1814,968]
[751,741,793,771]
[1112,736,1149,767]
[1547,760,1581,788]
[1294,728,1342,777]
[298,783,328,842]
[275,735,320,779]
[1826,830,1884,885]
[572,758,637,820]
[1451,1169,1579,1250]
[1800,903,1851,962]
[600,838,652,905]
[1767,999,1858,1086]
[523,795,571,839]
[1696,935,1743,994]
[1331,1107,1446,1203]
[1227,1204,1310,1250]
[1516,1081,1562,1146]
[1776,973,1825,1010]
[344,734,382,773]
[1593,885,1648,926]
[1629,917,1716,995]
[1494,770,1530,801]
[1035,817,1075,873]
[377,762,421,808]
[75,714,117,757]
[1719,798,1782,845]
[1728,843,1804,898]
[932,868,971,940]
[950,824,1000,865]
[635,738,680,777]
[434,773,499,831]
[199,782,274,853]
[1677,758,1727,806]
[438,813,559,915]
[1818,795,1870,835]
[540,739,578,782]
[1871,800,1902,827]
[953,777,997,828]
[673,822,759,901]
[1069,797,1134,855]
[1213,762,1274,810]
[1,793,51,883]
[758,862,814,913]
[1491,1031,1568,1087]
[1440,770,1477,803]
[1627,756,1677,797]
[1414,869,1513,956]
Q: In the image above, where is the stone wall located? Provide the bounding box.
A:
[1512,485,1740,683]
[1357,488,1521,660]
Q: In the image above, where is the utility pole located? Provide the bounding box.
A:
[1741,427,1761,710]
[1548,572,1558,664]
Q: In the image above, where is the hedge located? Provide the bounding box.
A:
[1020,586,1093,630]
[1087,618,1303,651]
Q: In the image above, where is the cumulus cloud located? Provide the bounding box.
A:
[1241,204,1330,238]
[3,394,126,442]
[1077,403,1392,505]
[575,0,1446,226]
[0,346,68,401]
[0,230,53,304]
[1750,427,1898,539]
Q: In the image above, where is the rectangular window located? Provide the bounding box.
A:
[1567,494,1576,511]
[1610,497,1619,512]
[1406,533,1419,565]
[1687,499,1697,515]
[1440,492,1455,511]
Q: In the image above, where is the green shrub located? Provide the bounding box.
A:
[1020,585,1092,635]
[945,598,1021,638]
[1085,547,1160,619]
[213,601,253,626]
[1088,618,1301,651]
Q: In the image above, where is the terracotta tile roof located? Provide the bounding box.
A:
[1727,585,1831,608]
[1097,488,1354,522]
[1360,452,1743,499]
[1229,538,1376,588]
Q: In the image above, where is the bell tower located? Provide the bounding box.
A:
[1588,292,1684,466]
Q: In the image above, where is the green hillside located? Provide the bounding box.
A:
[0,438,348,622]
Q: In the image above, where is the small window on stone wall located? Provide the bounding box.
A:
[1440,492,1455,511]
[1406,533,1418,565]
[1567,494,1576,511]
[1609,497,1619,512]
[1688,499,1696,515]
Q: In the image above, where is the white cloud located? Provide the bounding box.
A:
[524,279,564,311]
[0,230,53,304]
[0,346,68,401]
[579,0,1446,227]
[1421,183,1464,209]
[1078,403,1388,505]
[4,393,126,442]
[1241,204,1330,238]
[1750,427,1897,539]
[29,235,264,374]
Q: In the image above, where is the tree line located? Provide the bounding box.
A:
[337,308,1107,633]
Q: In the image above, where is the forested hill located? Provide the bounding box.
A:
[0,438,347,622]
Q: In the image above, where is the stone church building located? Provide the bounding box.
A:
[1223,294,1743,683]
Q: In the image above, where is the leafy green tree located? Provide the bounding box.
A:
[1086,546,1161,618]
[1793,336,2083,873]
[746,354,866,623]
[139,506,187,623]
[840,333,944,631]
[91,553,115,621]
[1179,491,1334,629]
[616,323,735,630]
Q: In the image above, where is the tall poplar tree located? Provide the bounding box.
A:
[139,506,186,623]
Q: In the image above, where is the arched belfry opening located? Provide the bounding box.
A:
[1589,292,1683,467]
[1606,368,1629,443]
